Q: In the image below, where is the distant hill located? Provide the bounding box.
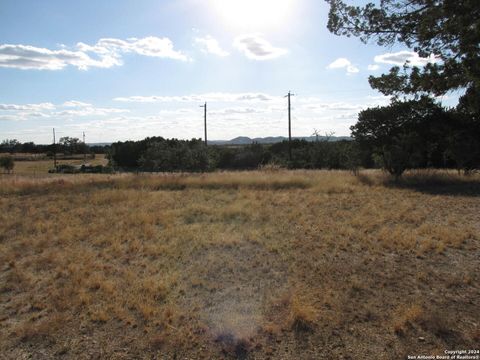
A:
[209,135,351,145]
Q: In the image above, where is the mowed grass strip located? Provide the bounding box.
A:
[0,170,479,359]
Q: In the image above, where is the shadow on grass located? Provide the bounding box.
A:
[357,171,480,197]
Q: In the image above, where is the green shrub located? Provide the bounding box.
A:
[0,155,14,173]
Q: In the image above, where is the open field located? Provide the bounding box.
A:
[0,170,479,359]
[5,154,108,176]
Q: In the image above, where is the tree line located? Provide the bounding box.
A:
[2,94,478,177]
[107,97,478,176]
[108,136,359,172]
[0,138,109,156]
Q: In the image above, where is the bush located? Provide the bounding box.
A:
[0,155,14,173]
[139,139,210,172]
[352,97,450,178]
[52,164,79,174]
[80,165,114,174]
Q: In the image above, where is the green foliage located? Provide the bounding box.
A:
[0,139,106,155]
[109,138,152,168]
[80,165,114,174]
[352,97,449,177]
[51,164,79,174]
[381,133,421,179]
[107,137,368,172]
[216,143,271,169]
[0,155,15,173]
[139,139,210,172]
[325,0,480,114]
[445,113,480,174]
[0,139,21,153]
[343,141,364,174]
[58,137,89,155]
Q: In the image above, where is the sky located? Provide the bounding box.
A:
[0,0,454,143]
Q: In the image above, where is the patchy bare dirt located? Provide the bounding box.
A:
[0,170,479,359]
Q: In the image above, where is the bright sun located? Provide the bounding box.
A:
[211,0,294,29]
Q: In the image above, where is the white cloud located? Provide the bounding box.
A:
[55,107,129,117]
[0,101,128,121]
[63,100,92,107]
[0,115,23,122]
[0,36,188,71]
[301,97,390,114]
[327,58,350,69]
[210,107,265,115]
[2,93,397,141]
[0,44,120,70]
[110,93,389,139]
[233,35,287,60]
[374,51,439,67]
[302,102,363,112]
[0,110,51,122]
[77,37,189,61]
[366,95,391,103]
[327,58,359,74]
[113,92,277,103]
[235,93,274,101]
[0,102,55,111]
[367,64,380,71]
[195,36,229,57]
[0,113,51,122]
[113,95,167,103]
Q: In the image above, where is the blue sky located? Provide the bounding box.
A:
[0,0,452,143]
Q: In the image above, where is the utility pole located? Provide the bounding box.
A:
[83,132,86,165]
[285,91,295,160]
[53,128,57,169]
[200,102,207,146]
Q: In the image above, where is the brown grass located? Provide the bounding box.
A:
[0,169,479,359]
[6,153,108,176]
[392,304,424,335]
[287,295,318,332]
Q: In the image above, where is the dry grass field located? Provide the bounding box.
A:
[8,154,108,176]
[0,169,479,359]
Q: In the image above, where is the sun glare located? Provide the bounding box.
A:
[212,0,294,29]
